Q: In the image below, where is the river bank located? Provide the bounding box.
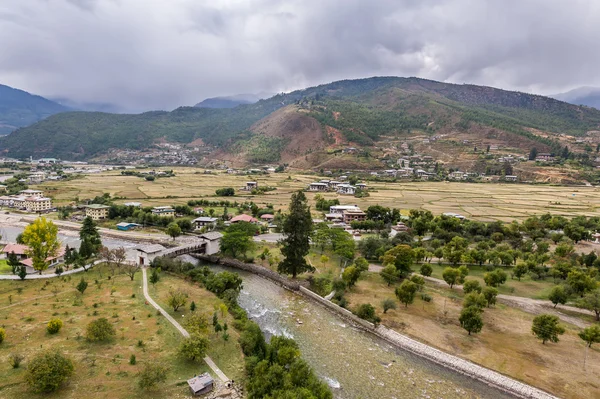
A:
[193,255,556,399]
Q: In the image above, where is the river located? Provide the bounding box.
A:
[194,259,514,399]
[0,223,513,398]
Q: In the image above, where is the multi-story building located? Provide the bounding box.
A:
[151,206,175,217]
[19,189,44,198]
[85,204,110,220]
[24,196,52,212]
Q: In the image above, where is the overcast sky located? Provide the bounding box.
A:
[1,0,599,112]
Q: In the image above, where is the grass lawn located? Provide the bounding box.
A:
[421,262,557,299]
[345,272,600,399]
[0,264,243,398]
[0,259,11,274]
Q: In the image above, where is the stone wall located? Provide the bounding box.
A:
[194,255,557,399]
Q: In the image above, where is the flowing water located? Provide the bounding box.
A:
[196,259,514,399]
[0,223,514,398]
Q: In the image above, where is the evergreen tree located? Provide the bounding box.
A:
[528,147,538,160]
[79,217,102,256]
[278,191,314,278]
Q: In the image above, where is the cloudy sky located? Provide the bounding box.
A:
[1,0,599,112]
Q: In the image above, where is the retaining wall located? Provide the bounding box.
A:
[194,255,557,399]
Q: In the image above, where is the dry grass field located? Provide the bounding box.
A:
[345,273,600,399]
[0,265,244,398]
[37,168,600,221]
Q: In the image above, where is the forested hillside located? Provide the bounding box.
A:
[2,77,600,160]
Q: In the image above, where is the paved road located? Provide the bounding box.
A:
[141,268,229,383]
[253,233,284,243]
[0,260,100,280]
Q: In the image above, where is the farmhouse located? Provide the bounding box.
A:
[2,243,66,273]
[505,175,518,182]
[124,202,142,207]
[1,243,29,260]
[192,216,218,230]
[356,183,367,190]
[151,206,175,217]
[243,181,258,191]
[308,182,329,192]
[536,153,554,161]
[449,171,466,180]
[342,209,367,223]
[85,204,110,220]
[337,184,356,195]
[329,205,360,215]
[230,214,259,223]
[260,214,274,222]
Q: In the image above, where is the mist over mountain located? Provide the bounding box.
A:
[551,87,600,110]
[195,92,276,109]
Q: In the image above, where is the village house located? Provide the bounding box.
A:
[230,214,259,223]
[342,208,367,224]
[2,243,66,273]
[308,182,329,192]
[536,153,554,161]
[356,183,367,190]
[85,204,110,220]
[328,181,342,189]
[1,243,29,260]
[187,373,214,396]
[151,206,175,217]
[326,204,361,221]
[505,175,518,182]
[192,216,218,230]
[124,202,142,207]
[449,171,466,180]
[392,222,410,232]
[260,214,274,222]
[243,181,258,191]
[24,196,53,213]
[337,184,356,195]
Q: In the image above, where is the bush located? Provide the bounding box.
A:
[354,303,381,324]
[420,264,433,277]
[86,318,116,342]
[420,293,432,302]
[178,334,210,361]
[382,298,397,313]
[138,362,169,390]
[129,354,137,365]
[0,327,5,344]
[215,187,235,196]
[10,353,24,368]
[46,318,63,334]
[25,350,74,393]
[462,279,482,294]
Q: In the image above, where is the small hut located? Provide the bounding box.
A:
[187,373,214,396]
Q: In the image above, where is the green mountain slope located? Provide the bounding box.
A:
[2,77,600,160]
[0,84,69,135]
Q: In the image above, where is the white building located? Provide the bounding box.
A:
[193,216,218,230]
[136,244,166,266]
[199,232,223,255]
[151,206,175,217]
[24,196,52,212]
[308,182,329,192]
[337,184,356,195]
[19,189,43,198]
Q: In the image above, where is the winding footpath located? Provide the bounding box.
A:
[140,267,229,383]
[0,261,101,280]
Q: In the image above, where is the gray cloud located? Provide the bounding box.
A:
[0,0,599,112]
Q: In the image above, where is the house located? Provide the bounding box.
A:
[192,217,218,230]
[308,182,329,192]
[536,153,554,161]
[1,243,29,260]
[187,373,214,396]
[151,206,175,217]
[230,214,259,223]
[342,209,367,223]
[505,175,518,182]
[329,205,360,215]
[199,232,223,255]
[260,214,275,222]
[24,196,52,212]
[244,181,258,191]
[136,244,166,266]
[85,204,110,220]
[356,183,367,190]
[19,189,43,198]
[21,247,66,272]
[449,171,466,180]
[337,184,356,195]
[328,181,342,189]
[116,222,140,231]
[392,222,410,232]
[443,212,466,220]
[124,202,142,207]
[193,207,204,214]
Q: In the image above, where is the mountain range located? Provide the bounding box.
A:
[551,87,600,110]
[1,77,600,165]
[194,92,275,109]
[0,84,69,135]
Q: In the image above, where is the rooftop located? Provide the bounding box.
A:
[85,204,110,209]
[136,244,166,254]
[187,373,213,393]
[1,243,29,255]
[200,232,223,241]
[193,217,218,223]
[230,214,258,223]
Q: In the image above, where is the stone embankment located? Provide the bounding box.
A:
[195,255,558,399]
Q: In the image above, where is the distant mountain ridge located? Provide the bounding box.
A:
[2,76,600,161]
[0,84,69,135]
[194,92,275,108]
[552,86,600,110]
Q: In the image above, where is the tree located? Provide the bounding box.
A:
[79,217,102,256]
[113,247,127,272]
[190,301,196,312]
[149,267,161,285]
[395,280,418,307]
[513,263,528,281]
[459,306,483,335]
[382,298,397,313]
[380,264,398,286]
[463,293,487,309]
[122,262,141,281]
[76,278,88,295]
[220,230,255,259]
[278,191,314,278]
[21,217,60,274]
[420,263,433,276]
[548,285,567,308]
[382,244,414,277]
[579,289,600,321]
[482,287,498,307]
[532,314,565,344]
[17,265,27,280]
[166,288,188,311]
[25,350,74,393]
[529,147,538,160]
[215,187,235,196]
[578,325,600,348]
[463,279,482,294]
[354,303,381,324]
[99,246,115,273]
[178,333,209,361]
[442,267,460,288]
[86,318,116,342]
[342,265,361,288]
[354,257,369,272]
[46,318,63,334]
[483,269,507,287]
[7,251,20,274]
[320,255,329,268]
[166,222,182,240]
[443,237,468,266]
[566,270,596,297]
[138,362,169,390]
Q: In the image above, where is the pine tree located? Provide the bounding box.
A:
[277,191,314,278]
[79,217,102,255]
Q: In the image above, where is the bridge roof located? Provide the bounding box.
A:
[200,232,223,241]
[136,244,166,254]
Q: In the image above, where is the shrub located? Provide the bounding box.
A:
[178,334,210,361]
[354,303,381,324]
[129,354,137,365]
[10,353,24,368]
[25,350,74,393]
[86,318,116,342]
[382,298,397,313]
[0,327,5,344]
[420,264,433,277]
[138,362,169,390]
[462,280,482,294]
[47,318,63,334]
